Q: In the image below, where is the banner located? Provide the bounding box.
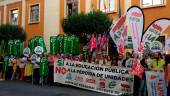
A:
[142,19,170,49]
[109,14,126,45]
[109,14,127,54]
[23,48,30,57]
[145,71,167,96]
[131,59,144,78]
[150,41,163,52]
[127,6,144,53]
[54,60,134,95]
[34,46,44,55]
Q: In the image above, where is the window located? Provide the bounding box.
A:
[29,4,40,23]
[99,0,115,13]
[10,9,19,25]
[66,0,78,16]
[142,0,165,7]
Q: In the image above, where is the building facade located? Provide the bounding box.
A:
[0,0,169,52]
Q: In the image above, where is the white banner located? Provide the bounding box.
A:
[145,71,167,96]
[150,41,163,52]
[54,60,134,95]
[142,19,170,49]
[127,6,144,53]
[109,14,126,46]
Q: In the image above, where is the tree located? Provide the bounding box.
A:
[0,24,26,41]
[62,11,113,44]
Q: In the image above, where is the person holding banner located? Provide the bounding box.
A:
[39,54,49,85]
[6,55,14,80]
[11,57,19,80]
[122,52,132,67]
[48,54,60,85]
[33,54,40,84]
[24,55,33,82]
[19,55,27,80]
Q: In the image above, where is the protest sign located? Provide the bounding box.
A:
[145,71,167,96]
[54,60,134,95]
[127,6,144,53]
[142,19,170,49]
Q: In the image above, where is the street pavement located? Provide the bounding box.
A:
[0,80,111,96]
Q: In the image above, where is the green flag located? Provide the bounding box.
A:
[39,57,49,77]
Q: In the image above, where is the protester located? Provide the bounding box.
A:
[0,55,4,80]
[39,54,49,85]
[106,55,112,66]
[149,52,165,71]
[122,52,132,67]
[24,55,33,82]
[139,55,149,96]
[6,55,14,80]
[11,57,19,80]
[111,54,118,66]
[48,54,59,85]
[19,55,27,80]
[165,54,170,95]
[117,54,124,67]
[33,54,40,84]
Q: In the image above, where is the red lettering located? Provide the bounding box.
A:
[150,75,157,80]
[132,12,142,17]
[74,76,83,82]
[55,67,67,74]
[112,15,126,32]
[86,78,96,84]
[121,84,130,88]
[152,23,162,32]
[157,81,163,96]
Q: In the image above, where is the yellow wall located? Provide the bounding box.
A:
[6,1,22,27]
[80,0,86,12]
[0,6,4,24]
[25,0,44,41]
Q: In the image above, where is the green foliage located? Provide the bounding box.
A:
[0,24,26,41]
[62,11,113,44]
[0,24,26,56]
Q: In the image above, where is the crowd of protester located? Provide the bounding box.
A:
[0,51,169,96]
